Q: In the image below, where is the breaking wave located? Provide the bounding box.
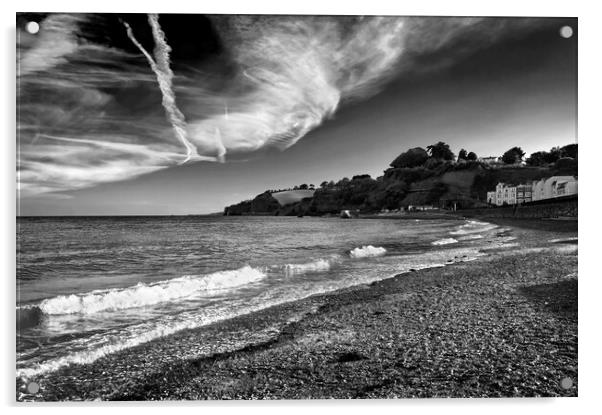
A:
[432,238,458,246]
[284,258,333,275]
[450,220,497,235]
[16,247,490,380]
[349,245,387,258]
[37,266,266,315]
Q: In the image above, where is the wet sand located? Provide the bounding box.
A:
[17,218,578,401]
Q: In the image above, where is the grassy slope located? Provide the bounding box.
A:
[272,190,315,206]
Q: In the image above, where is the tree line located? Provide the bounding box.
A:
[269,141,577,194]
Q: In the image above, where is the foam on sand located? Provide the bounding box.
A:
[349,245,387,258]
[38,266,266,315]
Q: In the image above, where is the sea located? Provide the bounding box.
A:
[16,215,505,379]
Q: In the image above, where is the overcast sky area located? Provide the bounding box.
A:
[17,14,577,215]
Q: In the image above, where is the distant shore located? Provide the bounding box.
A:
[360,211,461,220]
[17,216,577,400]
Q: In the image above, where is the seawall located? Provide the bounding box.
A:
[458,197,577,219]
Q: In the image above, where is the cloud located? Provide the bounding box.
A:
[123,15,212,163]
[17,14,554,197]
[184,16,407,156]
[18,14,83,76]
[18,134,180,195]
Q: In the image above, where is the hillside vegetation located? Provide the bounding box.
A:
[224,142,577,216]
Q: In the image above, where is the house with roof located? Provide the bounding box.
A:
[487,176,577,206]
[531,176,577,201]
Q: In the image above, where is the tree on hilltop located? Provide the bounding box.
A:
[560,143,578,159]
[426,141,455,161]
[526,151,548,166]
[501,146,526,164]
[390,147,429,168]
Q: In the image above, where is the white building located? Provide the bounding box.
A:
[487,182,518,206]
[531,176,578,201]
[479,156,501,165]
[487,182,534,206]
[488,176,577,206]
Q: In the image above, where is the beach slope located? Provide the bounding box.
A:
[17,219,577,400]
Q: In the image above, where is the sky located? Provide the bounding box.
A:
[16,14,577,215]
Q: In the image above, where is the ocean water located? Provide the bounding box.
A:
[16,216,500,379]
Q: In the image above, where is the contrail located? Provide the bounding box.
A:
[123,15,206,163]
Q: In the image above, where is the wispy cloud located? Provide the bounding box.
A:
[17,14,552,197]
[123,15,214,163]
[18,14,83,76]
[184,16,407,156]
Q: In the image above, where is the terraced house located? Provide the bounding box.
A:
[487,176,577,206]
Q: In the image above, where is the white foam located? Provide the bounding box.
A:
[549,237,578,243]
[450,220,497,236]
[349,245,387,258]
[17,285,338,380]
[17,307,251,379]
[17,248,488,380]
[498,243,521,249]
[432,238,458,246]
[284,258,332,275]
[457,234,483,241]
[38,266,266,315]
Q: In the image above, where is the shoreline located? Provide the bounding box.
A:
[17,217,578,400]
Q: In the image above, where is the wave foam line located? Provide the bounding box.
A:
[432,238,458,246]
[549,237,578,243]
[450,220,498,236]
[284,258,332,275]
[16,249,485,380]
[457,234,484,241]
[38,265,266,315]
[349,245,387,258]
[17,307,243,380]
[17,284,332,380]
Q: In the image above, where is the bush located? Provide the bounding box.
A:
[555,157,577,172]
[390,147,429,168]
[502,147,526,164]
[526,151,549,166]
[424,158,444,170]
